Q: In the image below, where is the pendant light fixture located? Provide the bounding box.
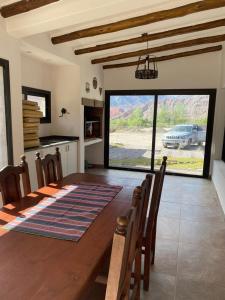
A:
[135,33,158,80]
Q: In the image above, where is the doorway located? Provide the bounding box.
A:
[105,90,216,178]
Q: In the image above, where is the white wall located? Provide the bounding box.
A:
[22,34,106,171]
[0,23,105,172]
[21,55,82,137]
[104,51,225,168]
[212,160,225,214]
[212,45,225,214]
[21,55,85,170]
[0,20,23,164]
[51,65,81,137]
[21,54,54,136]
[104,52,221,90]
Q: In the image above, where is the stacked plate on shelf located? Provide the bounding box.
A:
[23,100,43,149]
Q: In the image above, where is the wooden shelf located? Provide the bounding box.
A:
[84,138,103,147]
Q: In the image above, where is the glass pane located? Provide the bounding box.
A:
[27,95,46,117]
[109,95,154,170]
[0,66,8,169]
[155,95,209,176]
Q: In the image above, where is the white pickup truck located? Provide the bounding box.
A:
[162,124,206,149]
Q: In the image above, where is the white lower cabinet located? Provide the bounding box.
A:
[25,141,78,191]
[25,150,39,191]
[66,142,78,176]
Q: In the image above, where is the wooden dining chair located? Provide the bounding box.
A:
[0,155,31,205]
[35,147,63,188]
[131,174,154,296]
[142,156,167,291]
[83,186,143,300]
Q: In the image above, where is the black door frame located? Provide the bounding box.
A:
[0,58,13,165]
[104,89,216,179]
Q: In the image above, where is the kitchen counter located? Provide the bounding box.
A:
[25,135,79,152]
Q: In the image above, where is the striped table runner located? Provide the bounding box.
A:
[3,183,122,242]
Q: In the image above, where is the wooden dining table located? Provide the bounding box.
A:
[0,173,141,300]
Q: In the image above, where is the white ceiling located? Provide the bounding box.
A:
[1,0,225,65]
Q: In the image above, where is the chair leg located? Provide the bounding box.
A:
[134,247,142,300]
[143,245,151,291]
[151,225,157,265]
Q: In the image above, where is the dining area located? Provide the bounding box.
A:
[0,148,167,300]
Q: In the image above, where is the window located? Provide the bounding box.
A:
[22,86,51,123]
[0,58,13,167]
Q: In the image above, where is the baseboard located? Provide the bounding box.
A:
[87,164,104,169]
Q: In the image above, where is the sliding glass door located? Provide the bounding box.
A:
[105,90,216,178]
[0,59,13,168]
[154,94,211,176]
[108,95,155,170]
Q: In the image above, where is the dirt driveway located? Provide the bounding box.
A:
[109,128,204,175]
[109,128,204,159]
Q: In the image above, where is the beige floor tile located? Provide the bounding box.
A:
[179,220,225,249]
[161,187,184,204]
[177,243,225,287]
[151,239,179,276]
[180,204,224,223]
[157,217,180,242]
[159,202,181,219]
[142,272,176,300]
[176,275,225,300]
[180,194,219,207]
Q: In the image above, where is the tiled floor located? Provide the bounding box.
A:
[87,168,225,300]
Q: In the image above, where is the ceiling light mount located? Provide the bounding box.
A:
[135,33,158,80]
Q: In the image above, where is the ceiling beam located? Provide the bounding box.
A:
[103,45,222,69]
[75,18,225,55]
[92,34,225,64]
[52,0,225,44]
[0,0,60,18]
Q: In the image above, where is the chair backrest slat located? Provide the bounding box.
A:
[35,147,63,188]
[139,174,154,240]
[145,156,167,240]
[0,156,31,205]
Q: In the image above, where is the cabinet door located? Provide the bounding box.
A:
[56,145,68,177]
[42,147,55,156]
[67,142,78,175]
[25,150,38,191]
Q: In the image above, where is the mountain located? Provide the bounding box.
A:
[110,95,154,108]
[110,95,209,121]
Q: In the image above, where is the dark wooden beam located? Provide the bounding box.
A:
[75,18,225,55]
[103,45,222,69]
[0,0,60,18]
[92,34,225,64]
[52,0,225,44]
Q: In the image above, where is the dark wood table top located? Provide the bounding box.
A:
[0,173,140,300]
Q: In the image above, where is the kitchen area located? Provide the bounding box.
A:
[21,52,104,191]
